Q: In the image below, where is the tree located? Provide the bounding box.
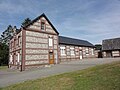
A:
[95,44,103,58]
[95,44,102,50]
[0,25,15,66]
[0,18,31,66]
[21,18,31,27]
[0,43,9,66]
[1,25,14,45]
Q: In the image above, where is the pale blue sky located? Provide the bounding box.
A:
[0,0,120,44]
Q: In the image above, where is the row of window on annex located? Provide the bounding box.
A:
[60,46,94,56]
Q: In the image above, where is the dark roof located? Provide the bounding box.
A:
[23,13,59,35]
[59,36,95,47]
[102,37,120,51]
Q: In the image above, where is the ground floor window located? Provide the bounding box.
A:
[86,48,89,55]
[70,47,75,55]
[91,48,94,55]
[60,46,66,56]
[10,54,13,62]
[17,53,20,62]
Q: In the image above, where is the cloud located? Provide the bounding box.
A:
[0,0,120,44]
[54,0,120,44]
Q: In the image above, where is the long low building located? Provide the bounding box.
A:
[59,36,95,62]
[9,13,96,71]
[102,38,120,57]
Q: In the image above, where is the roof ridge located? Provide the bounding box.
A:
[59,36,94,47]
[103,37,120,41]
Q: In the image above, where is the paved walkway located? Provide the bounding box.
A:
[0,58,120,87]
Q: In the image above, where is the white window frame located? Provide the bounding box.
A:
[91,48,94,55]
[10,54,13,62]
[60,46,66,56]
[49,38,53,46]
[70,47,75,55]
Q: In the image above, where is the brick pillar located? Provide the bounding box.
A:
[21,29,26,71]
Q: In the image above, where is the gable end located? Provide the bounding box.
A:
[23,13,59,35]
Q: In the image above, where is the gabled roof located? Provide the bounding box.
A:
[102,37,120,51]
[23,13,59,35]
[59,36,95,47]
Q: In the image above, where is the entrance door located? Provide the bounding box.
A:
[80,51,83,59]
[49,52,54,64]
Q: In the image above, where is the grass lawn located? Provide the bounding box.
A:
[0,66,8,70]
[1,61,120,90]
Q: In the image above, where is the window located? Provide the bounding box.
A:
[49,38,53,46]
[17,53,20,62]
[41,22,45,30]
[91,48,94,55]
[60,46,66,56]
[14,39,16,47]
[10,54,13,62]
[70,47,75,55]
[18,36,20,46]
[86,48,89,54]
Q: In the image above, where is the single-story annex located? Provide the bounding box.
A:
[9,13,96,71]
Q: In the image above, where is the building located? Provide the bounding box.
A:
[59,36,95,62]
[102,38,120,58]
[9,13,96,71]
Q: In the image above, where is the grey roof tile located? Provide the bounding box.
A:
[59,36,95,47]
[102,37,120,50]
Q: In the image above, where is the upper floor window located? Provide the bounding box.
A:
[49,37,53,46]
[41,22,45,30]
[18,36,20,46]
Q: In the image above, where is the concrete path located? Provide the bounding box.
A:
[0,58,120,87]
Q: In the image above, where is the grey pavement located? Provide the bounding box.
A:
[0,58,120,87]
